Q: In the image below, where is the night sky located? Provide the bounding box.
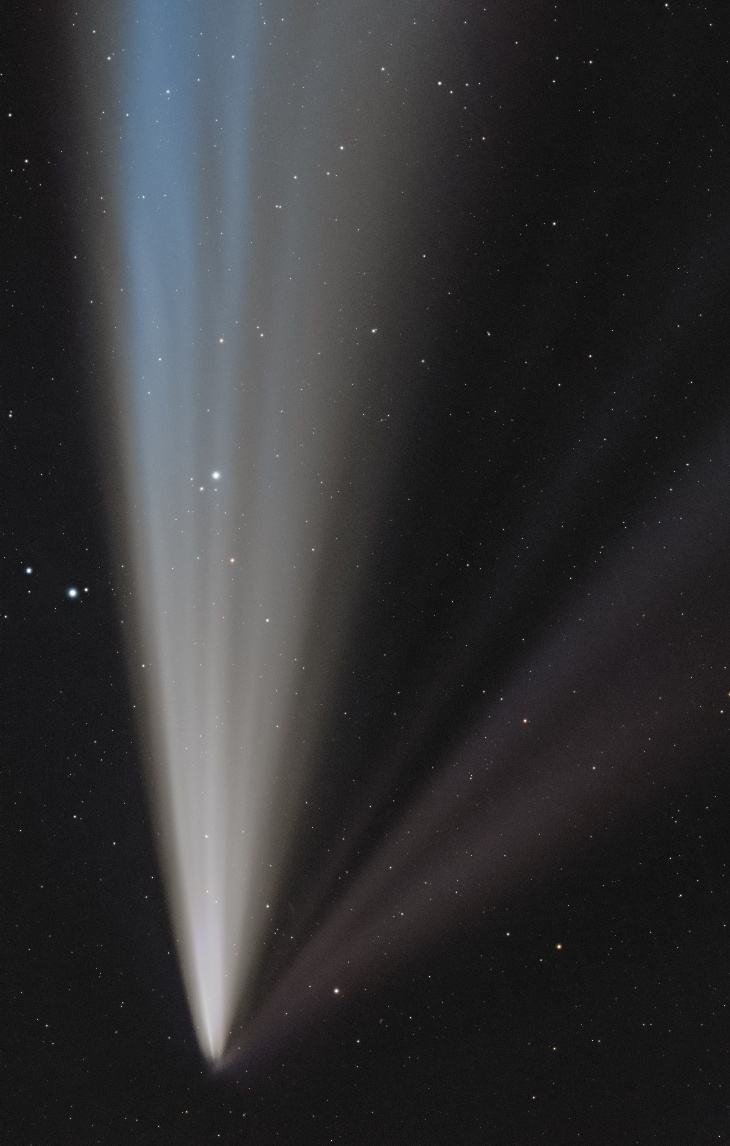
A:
[3,2,730,1143]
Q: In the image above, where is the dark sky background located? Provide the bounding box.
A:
[3,2,730,1143]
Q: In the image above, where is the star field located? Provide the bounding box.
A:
[3,1,730,1142]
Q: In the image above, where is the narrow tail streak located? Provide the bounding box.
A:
[220,436,730,1074]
